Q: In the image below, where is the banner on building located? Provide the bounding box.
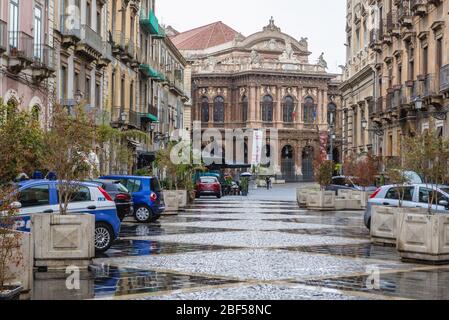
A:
[251,129,264,165]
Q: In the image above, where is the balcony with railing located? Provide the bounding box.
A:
[30,44,56,82]
[59,15,81,43]
[140,104,159,123]
[398,0,413,27]
[77,24,103,57]
[423,73,439,98]
[369,29,382,52]
[7,31,34,73]
[386,11,400,36]
[139,59,166,82]
[440,64,449,94]
[128,110,142,129]
[0,20,7,53]
[410,0,428,16]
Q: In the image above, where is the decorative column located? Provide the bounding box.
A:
[276,85,282,128]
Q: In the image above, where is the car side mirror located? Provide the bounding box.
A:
[9,201,22,209]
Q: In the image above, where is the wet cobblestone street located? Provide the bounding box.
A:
[32,184,449,300]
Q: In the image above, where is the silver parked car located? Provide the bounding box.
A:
[364,184,449,229]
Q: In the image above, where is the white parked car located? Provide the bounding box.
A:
[364,184,449,229]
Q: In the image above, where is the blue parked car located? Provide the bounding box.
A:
[12,179,121,252]
[100,175,165,223]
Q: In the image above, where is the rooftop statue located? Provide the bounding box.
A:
[317,52,328,69]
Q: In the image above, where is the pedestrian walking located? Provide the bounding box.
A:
[266,176,271,190]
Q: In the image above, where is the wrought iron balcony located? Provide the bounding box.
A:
[8,31,34,61]
[422,74,439,98]
[440,64,449,94]
[398,1,413,27]
[32,44,55,70]
[0,20,7,53]
[128,110,142,129]
[111,31,125,53]
[386,11,400,36]
[410,0,428,16]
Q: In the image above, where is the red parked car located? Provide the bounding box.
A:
[196,177,222,199]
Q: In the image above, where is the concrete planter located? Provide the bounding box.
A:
[163,191,180,214]
[371,207,425,246]
[397,210,449,263]
[3,230,33,294]
[306,190,335,211]
[370,206,399,245]
[32,214,95,269]
[175,190,188,209]
[296,188,316,208]
[334,198,362,211]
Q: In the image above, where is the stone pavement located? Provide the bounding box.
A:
[31,183,449,300]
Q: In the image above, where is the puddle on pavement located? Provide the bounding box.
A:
[265,217,365,227]
[97,240,241,258]
[119,224,242,238]
[280,227,370,239]
[296,268,449,300]
[31,267,240,300]
[280,243,399,261]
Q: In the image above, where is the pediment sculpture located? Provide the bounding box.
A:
[279,41,298,63]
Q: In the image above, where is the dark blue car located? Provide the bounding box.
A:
[100,176,165,223]
[13,179,121,252]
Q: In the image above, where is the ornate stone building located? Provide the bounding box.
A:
[341,0,378,160]
[171,18,341,181]
[369,0,449,163]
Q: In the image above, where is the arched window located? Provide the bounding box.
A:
[241,96,248,123]
[262,95,273,122]
[213,96,225,123]
[201,96,209,123]
[31,105,40,122]
[303,96,316,124]
[283,96,295,123]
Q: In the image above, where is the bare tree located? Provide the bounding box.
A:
[42,105,96,215]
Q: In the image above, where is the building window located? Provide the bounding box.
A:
[130,81,134,111]
[213,96,225,123]
[61,65,67,100]
[85,76,91,102]
[242,95,248,123]
[262,95,273,122]
[201,96,209,123]
[34,6,42,59]
[86,1,91,27]
[303,97,316,124]
[283,96,295,123]
[95,82,100,108]
[9,0,19,48]
[96,9,101,33]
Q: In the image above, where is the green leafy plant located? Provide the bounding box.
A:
[313,159,334,190]
[0,187,23,292]
[0,101,44,185]
[42,105,96,215]
[401,126,449,214]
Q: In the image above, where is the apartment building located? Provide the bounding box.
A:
[370,0,449,164]
[1,0,56,127]
[341,0,378,160]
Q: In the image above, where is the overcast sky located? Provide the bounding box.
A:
[157,0,346,73]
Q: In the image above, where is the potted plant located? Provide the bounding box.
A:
[0,188,24,300]
[32,105,97,269]
[240,177,249,196]
[396,126,449,263]
[306,159,335,211]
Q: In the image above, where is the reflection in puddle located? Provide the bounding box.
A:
[119,224,239,238]
[99,240,240,258]
[31,267,239,300]
[297,268,449,300]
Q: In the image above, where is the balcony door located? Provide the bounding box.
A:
[34,6,43,60]
[9,0,19,48]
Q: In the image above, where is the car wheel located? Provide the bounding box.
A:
[134,205,153,223]
[217,193,222,199]
[95,223,113,253]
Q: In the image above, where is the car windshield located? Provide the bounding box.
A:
[201,178,217,184]
[104,182,129,193]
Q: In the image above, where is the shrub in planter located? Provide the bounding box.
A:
[0,189,24,300]
[34,105,97,268]
[396,126,449,263]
